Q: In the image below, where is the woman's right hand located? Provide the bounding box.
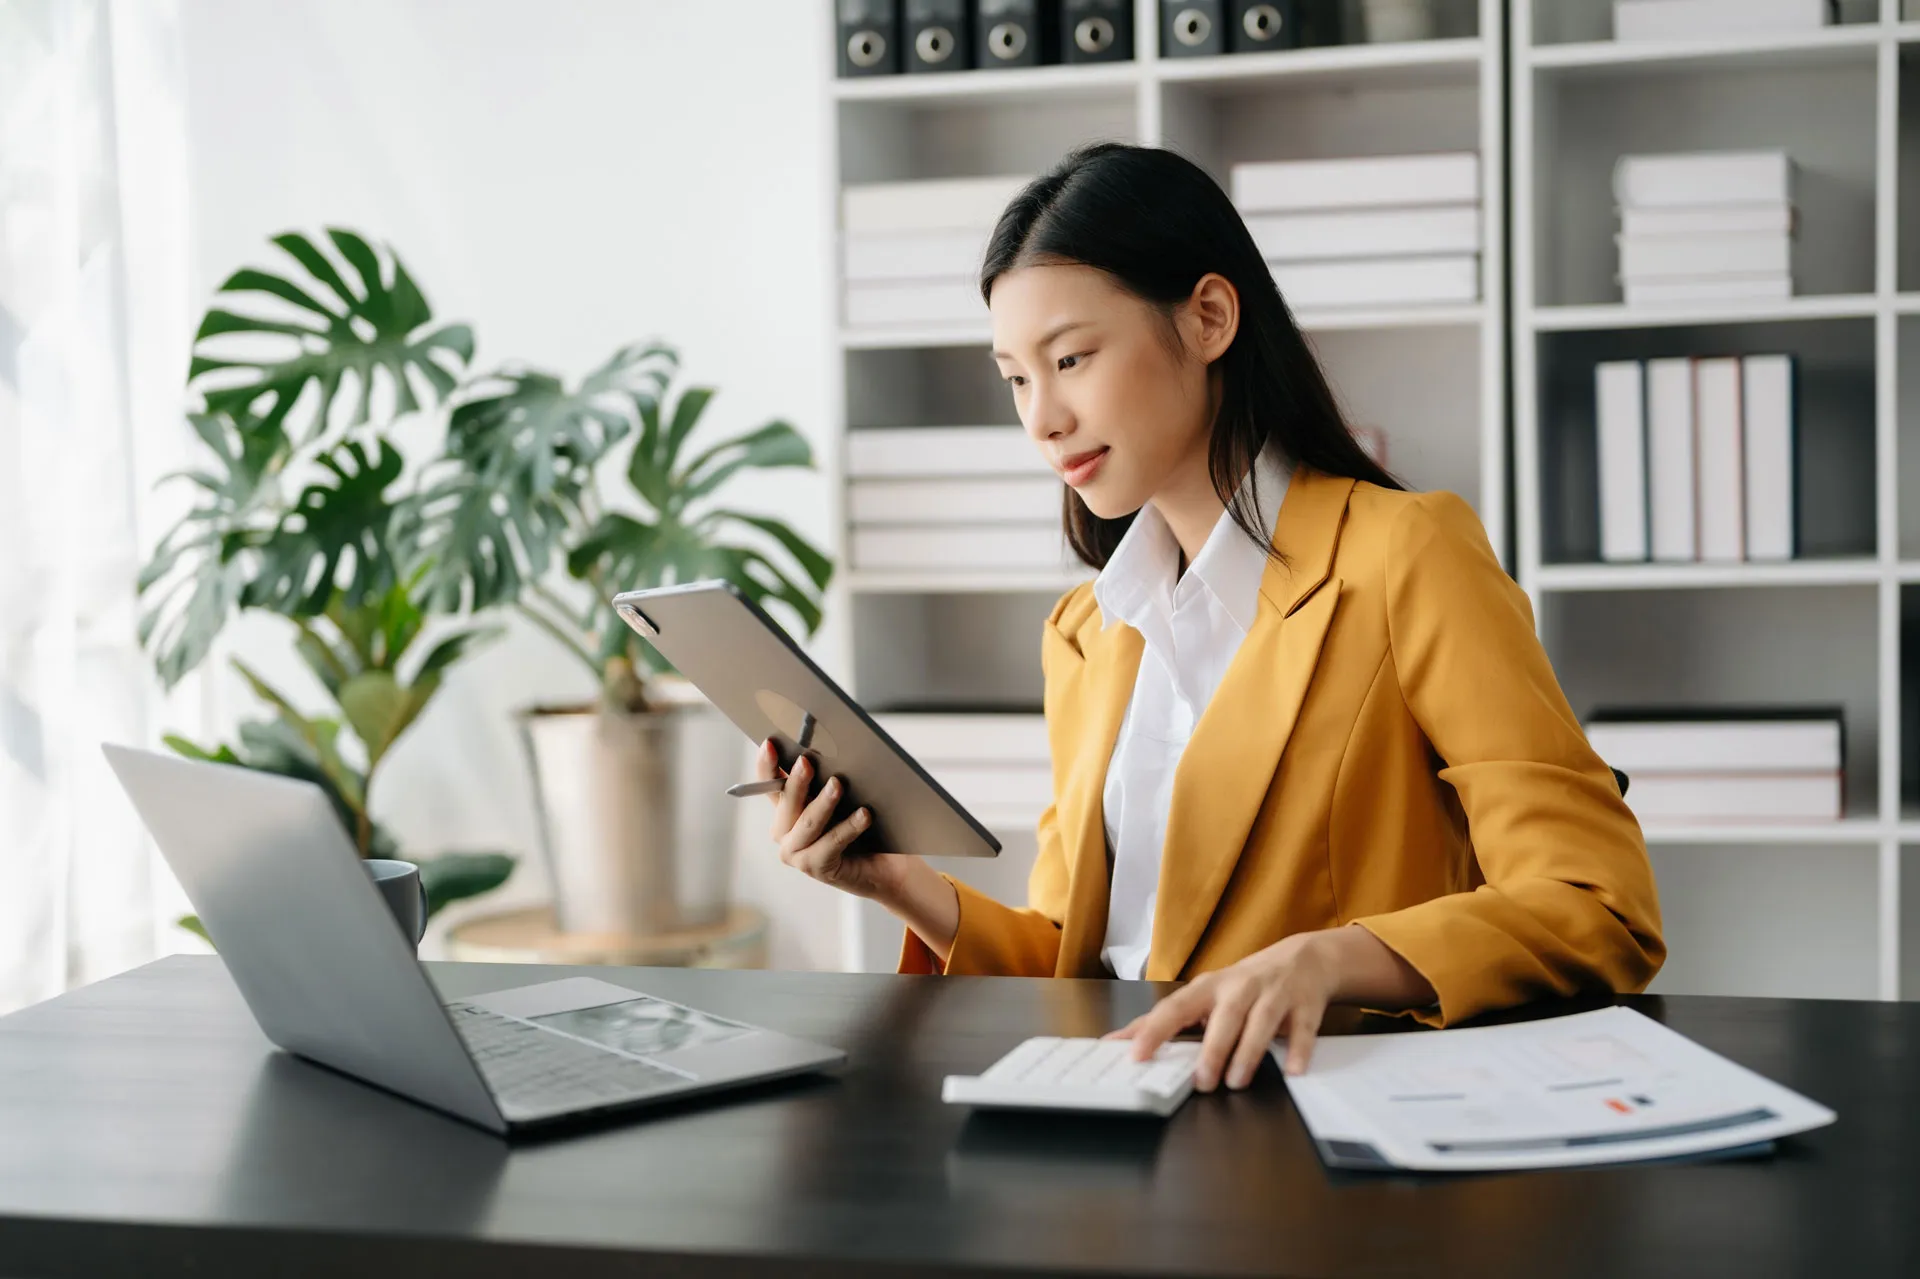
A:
[756,738,909,903]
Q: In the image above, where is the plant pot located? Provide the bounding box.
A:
[517,685,741,936]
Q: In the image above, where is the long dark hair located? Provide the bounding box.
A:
[980,141,1404,570]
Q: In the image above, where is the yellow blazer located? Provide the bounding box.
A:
[898,466,1665,1026]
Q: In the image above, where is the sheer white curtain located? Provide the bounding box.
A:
[0,0,192,1015]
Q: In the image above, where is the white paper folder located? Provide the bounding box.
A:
[1618,232,1791,280]
[843,228,990,282]
[1595,361,1649,563]
[1613,151,1793,208]
[1230,152,1480,213]
[1742,355,1796,561]
[847,427,1045,479]
[1269,255,1479,309]
[844,279,982,328]
[841,175,1033,233]
[1613,0,1833,42]
[849,475,1060,525]
[850,523,1072,571]
[1242,205,1481,263]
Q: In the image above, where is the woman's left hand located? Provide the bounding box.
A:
[1106,924,1436,1091]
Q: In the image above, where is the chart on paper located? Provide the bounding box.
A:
[1275,1007,1834,1172]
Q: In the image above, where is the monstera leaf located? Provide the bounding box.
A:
[411,342,675,614]
[188,229,473,441]
[565,383,831,666]
[243,436,409,618]
[137,412,287,688]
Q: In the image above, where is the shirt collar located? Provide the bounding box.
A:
[1093,443,1293,636]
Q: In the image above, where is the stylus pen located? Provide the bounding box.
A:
[727,712,819,798]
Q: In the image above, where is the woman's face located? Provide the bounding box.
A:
[988,263,1237,521]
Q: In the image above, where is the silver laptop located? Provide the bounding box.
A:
[103,744,846,1137]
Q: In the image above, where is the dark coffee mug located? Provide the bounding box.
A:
[365,859,428,947]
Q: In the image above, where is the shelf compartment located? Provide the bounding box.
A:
[1644,842,1881,1000]
[849,590,1057,711]
[1902,321,1920,559]
[1534,317,1877,566]
[1540,584,1883,817]
[1528,56,1878,308]
[836,92,1136,186]
[844,345,1010,429]
[1528,0,1882,48]
[1310,324,1484,505]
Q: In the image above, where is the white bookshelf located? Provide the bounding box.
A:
[825,0,1508,973]
[1512,0,1920,1002]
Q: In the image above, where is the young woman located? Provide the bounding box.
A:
[756,142,1663,1094]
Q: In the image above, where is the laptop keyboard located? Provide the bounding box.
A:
[446,1002,692,1116]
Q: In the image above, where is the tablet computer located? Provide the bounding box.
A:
[612,581,1001,860]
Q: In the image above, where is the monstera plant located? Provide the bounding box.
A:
[142,226,835,941]
[139,230,523,935]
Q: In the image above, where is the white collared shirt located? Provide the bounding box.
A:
[1093,445,1293,980]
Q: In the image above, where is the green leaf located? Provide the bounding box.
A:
[136,411,287,687]
[337,670,416,768]
[417,851,515,918]
[241,436,408,618]
[677,420,813,505]
[661,385,714,469]
[705,509,834,591]
[177,914,212,944]
[188,229,472,440]
[413,342,675,613]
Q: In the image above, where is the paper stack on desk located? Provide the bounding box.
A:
[1277,1006,1835,1173]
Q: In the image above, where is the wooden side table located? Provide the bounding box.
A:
[444,904,768,969]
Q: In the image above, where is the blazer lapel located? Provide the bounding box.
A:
[1144,469,1358,981]
[1049,615,1142,976]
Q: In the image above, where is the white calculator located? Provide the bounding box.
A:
[941,1036,1205,1117]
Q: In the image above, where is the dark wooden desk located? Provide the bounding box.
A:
[0,956,1914,1278]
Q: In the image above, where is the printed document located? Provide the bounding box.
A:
[1274,1007,1835,1172]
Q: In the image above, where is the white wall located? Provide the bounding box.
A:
[174,0,851,968]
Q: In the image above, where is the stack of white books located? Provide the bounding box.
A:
[1583,707,1844,824]
[1613,0,1836,42]
[1228,153,1482,311]
[846,425,1073,573]
[1593,354,1795,564]
[1613,151,1796,306]
[871,711,1051,831]
[840,174,1032,331]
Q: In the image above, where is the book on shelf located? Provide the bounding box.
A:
[871,710,1050,765]
[1241,205,1481,262]
[843,228,992,282]
[1617,231,1792,281]
[1584,705,1844,774]
[841,174,1034,233]
[1742,355,1796,561]
[844,278,982,327]
[1619,772,1842,823]
[1645,357,1697,561]
[847,426,1046,478]
[849,474,1061,524]
[1230,152,1480,213]
[849,523,1073,571]
[1621,275,1793,306]
[1619,203,1793,238]
[1612,0,1836,43]
[1612,151,1793,209]
[1692,357,1745,564]
[1268,254,1479,309]
[1593,354,1797,566]
[1595,360,1649,563]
